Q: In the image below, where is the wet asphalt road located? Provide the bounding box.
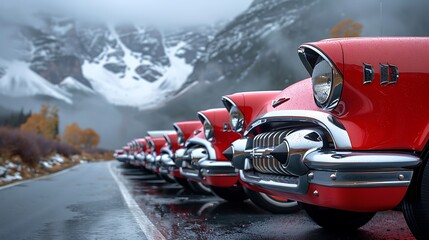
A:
[0,161,416,240]
[0,162,146,240]
[113,162,415,240]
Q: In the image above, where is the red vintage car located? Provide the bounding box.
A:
[158,132,179,183]
[114,149,126,162]
[134,138,147,167]
[122,145,132,164]
[222,91,300,212]
[189,108,249,201]
[128,140,143,167]
[145,131,174,173]
[229,37,428,237]
[171,120,203,189]
[175,123,213,194]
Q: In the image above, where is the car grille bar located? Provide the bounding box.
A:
[252,130,290,175]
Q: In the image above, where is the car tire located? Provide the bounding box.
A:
[187,180,212,195]
[210,186,249,202]
[160,173,176,183]
[244,187,300,214]
[301,203,375,231]
[174,177,192,189]
[402,155,429,239]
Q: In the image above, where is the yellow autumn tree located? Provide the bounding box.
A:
[331,19,363,38]
[20,104,59,140]
[80,128,100,148]
[63,122,100,148]
[62,122,82,148]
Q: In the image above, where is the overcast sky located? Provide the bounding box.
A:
[0,0,253,26]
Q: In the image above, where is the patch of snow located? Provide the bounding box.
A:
[58,77,95,94]
[83,38,193,109]
[6,162,18,169]
[51,154,65,164]
[0,59,73,104]
[80,160,88,164]
[0,172,22,182]
[0,166,7,176]
[40,161,52,169]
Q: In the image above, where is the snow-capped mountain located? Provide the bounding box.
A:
[0,16,219,109]
[185,0,319,91]
[0,59,72,103]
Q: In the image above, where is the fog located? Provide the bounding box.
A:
[0,0,252,27]
[1,0,428,149]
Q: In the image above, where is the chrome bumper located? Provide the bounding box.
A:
[239,150,420,194]
[199,160,238,177]
[231,110,422,194]
[135,153,145,162]
[176,139,214,180]
[116,154,128,163]
[159,154,175,174]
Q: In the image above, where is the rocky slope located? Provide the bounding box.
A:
[0,16,219,109]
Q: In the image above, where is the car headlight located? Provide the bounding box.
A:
[177,131,184,146]
[203,120,214,141]
[229,106,244,132]
[148,139,155,152]
[311,57,343,110]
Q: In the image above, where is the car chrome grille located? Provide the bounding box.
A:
[252,131,290,175]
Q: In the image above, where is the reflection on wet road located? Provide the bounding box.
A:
[113,162,415,240]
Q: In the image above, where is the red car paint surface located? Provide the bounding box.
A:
[238,37,428,212]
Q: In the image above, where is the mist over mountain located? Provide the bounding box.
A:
[1,0,428,148]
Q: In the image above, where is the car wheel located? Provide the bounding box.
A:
[244,187,300,214]
[402,155,429,239]
[301,203,375,230]
[187,180,212,195]
[210,186,249,202]
[160,173,176,183]
[174,176,191,189]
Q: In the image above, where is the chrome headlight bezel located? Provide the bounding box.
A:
[203,120,214,142]
[229,105,245,132]
[174,125,185,146]
[178,132,184,146]
[298,45,343,111]
[147,139,155,152]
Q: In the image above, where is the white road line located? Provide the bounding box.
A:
[0,163,82,191]
[108,162,166,240]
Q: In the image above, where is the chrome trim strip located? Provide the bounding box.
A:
[199,160,237,177]
[199,160,234,168]
[298,44,343,78]
[179,167,200,179]
[221,96,236,112]
[304,150,421,171]
[240,170,307,194]
[201,170,238,177]
[185,137,217,159]
[309,170,413,188]
[147,130,176,138]
[245,110,351,149]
